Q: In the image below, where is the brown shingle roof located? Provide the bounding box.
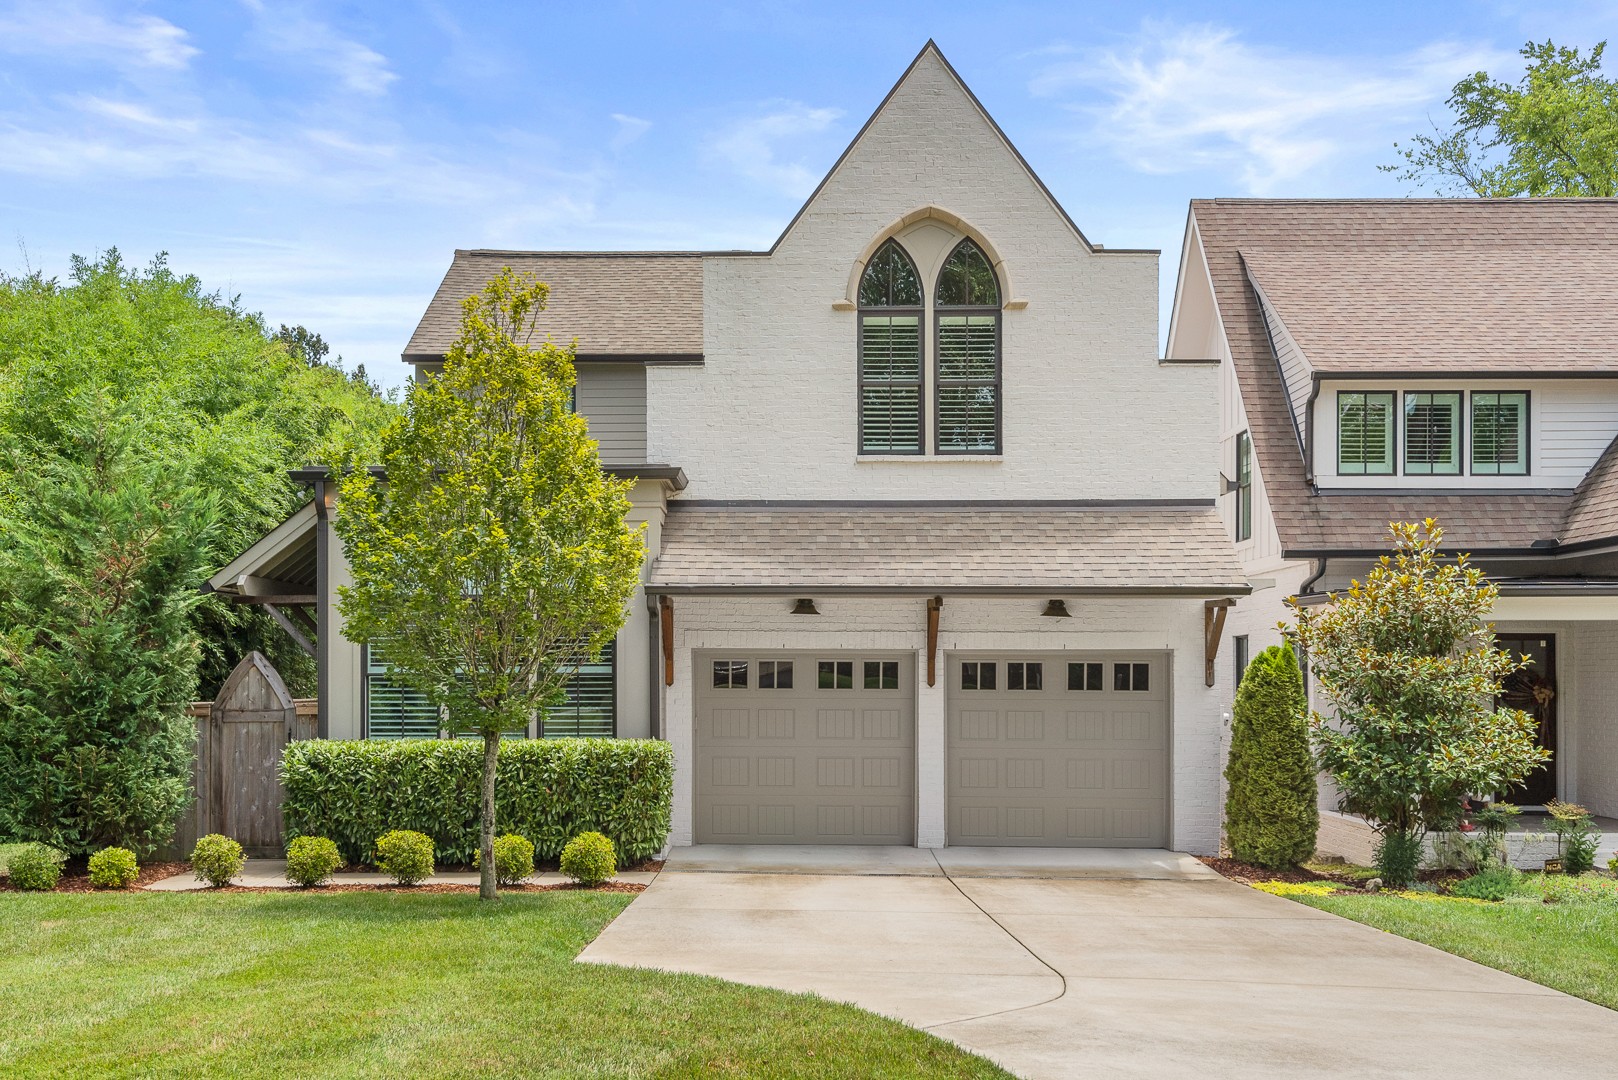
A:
[1564,433,1618,545]
[1242,245,1618,374]
[403,251,704,361]
[1190,199,1618,553]
[647,504,1250,593]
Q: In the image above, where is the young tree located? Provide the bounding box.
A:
[336,269,644,900]
[1384,40,1618,196]
[1224,645,1317,869]
[0,422,218,856]
[1286,521,1549,885]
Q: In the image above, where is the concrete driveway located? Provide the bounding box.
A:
[579,846,1618,1079]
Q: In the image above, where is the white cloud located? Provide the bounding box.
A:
[1034,23,1511,193]
[610,112,652,150]
[0,2,199,70]
[240,0,398,97]
[708,100,842,197]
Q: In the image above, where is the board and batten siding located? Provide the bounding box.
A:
[575,364,648,465]
[414,362,649,466]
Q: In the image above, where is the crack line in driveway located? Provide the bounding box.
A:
[924,849,1069,1031]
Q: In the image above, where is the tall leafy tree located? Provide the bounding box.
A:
[336,269,645,901]
[0,422,217,855]
[0,251,395,697]
[1287,521,1549,886]
[1385,40,1618,196]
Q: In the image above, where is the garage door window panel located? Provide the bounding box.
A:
[713,660,748,688]
[1067,662,1103,692]
[1007,662,1043,691]
[961,661,997,690]
[758,660,793,689]
[863,660,899,689]
[818,660,854,689]
[1114,663,1150,692]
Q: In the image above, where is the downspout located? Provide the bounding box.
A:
[1299,557,1327,597]
[1304,374,1321,486]
[312,477,331,739]
[647,593,663,740]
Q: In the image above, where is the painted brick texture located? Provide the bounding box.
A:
[646,50,1216,501]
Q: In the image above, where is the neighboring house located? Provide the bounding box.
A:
[210,42,1249,853]
[1168,198,1618,832]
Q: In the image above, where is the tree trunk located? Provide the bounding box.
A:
[480,730,499,901]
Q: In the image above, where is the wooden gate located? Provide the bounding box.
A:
[169,653,316,858]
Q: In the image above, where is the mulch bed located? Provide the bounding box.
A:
[198,880,647,895]
[1199,856,1467,890]
[0,861,190,894]
[1199,856,1328,886]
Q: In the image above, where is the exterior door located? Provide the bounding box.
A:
[1498,634,1557,805]
[947,653,1170,847]
[694,651,916,844]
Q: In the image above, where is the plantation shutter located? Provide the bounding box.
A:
[365,645,440,739]
[544,641,616,738]
[1337,392,1394,475]
[859,314,922,453]
[1472,392,1528,475]
[936,314,999,452]
[1403,392,1460,475]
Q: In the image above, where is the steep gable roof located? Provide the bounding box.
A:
[403,251,704,363]
[1190,198,1618,554]
[763,41,1152,257]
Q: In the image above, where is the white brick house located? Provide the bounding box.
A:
[1168,198,1618,842]
[211,43,1249,854]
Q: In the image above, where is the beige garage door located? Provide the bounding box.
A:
[947,653,1169,847]
[694,651,915,845]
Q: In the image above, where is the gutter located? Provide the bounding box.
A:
[644,584,1254,598]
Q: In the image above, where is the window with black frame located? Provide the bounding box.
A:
[857,240,924,454]
[1337,391,1395,475]
[1404,392,1461,475]
[1235,430,1253,541]
[1472,391,1528,475]
[934,239,1001,454]
[544,641,616,738]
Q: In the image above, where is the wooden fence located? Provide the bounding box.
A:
[164,653,317,859]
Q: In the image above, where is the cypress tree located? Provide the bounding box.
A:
[1224,644,1318,868]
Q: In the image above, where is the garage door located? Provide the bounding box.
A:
[695,652,915,845]
[947,653,1168,847]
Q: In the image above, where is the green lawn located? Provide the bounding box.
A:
[1282,877,1618,1010]
[0,891,1011,1079]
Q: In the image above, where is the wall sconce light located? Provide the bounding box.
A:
[1041,599,1071,618]
[791,598,820,615]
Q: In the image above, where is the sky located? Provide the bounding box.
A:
[2,1,1615,389]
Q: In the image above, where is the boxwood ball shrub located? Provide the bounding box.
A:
[285,835,342,888]
[374,830,434,885]
[7,843,65,891]
[560,831,616,886]
[476,833,535,886]
[282,738,672,866]
[88,846,140,889]
[190,834,245,888]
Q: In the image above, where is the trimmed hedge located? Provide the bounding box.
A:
[281,738,672,866]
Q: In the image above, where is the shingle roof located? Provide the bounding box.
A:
[1242,244,1618,374]
[1190,199,1618,553]
[403,251,704,361]
[646,504,1250,593]
[1564,434,1618,545]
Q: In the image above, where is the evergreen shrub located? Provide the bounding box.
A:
[476,834,535,886]
[285,835,342,888]
[374,830,434,885]
[1223,644,1318,868]
[560,832,615,886]
[88,847,139,889]
[282,739,672,866]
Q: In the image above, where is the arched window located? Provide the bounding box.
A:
[934,239,1001,454]
[857,239,923,454]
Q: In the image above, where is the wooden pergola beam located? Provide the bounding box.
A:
[1204,598,1236,687]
